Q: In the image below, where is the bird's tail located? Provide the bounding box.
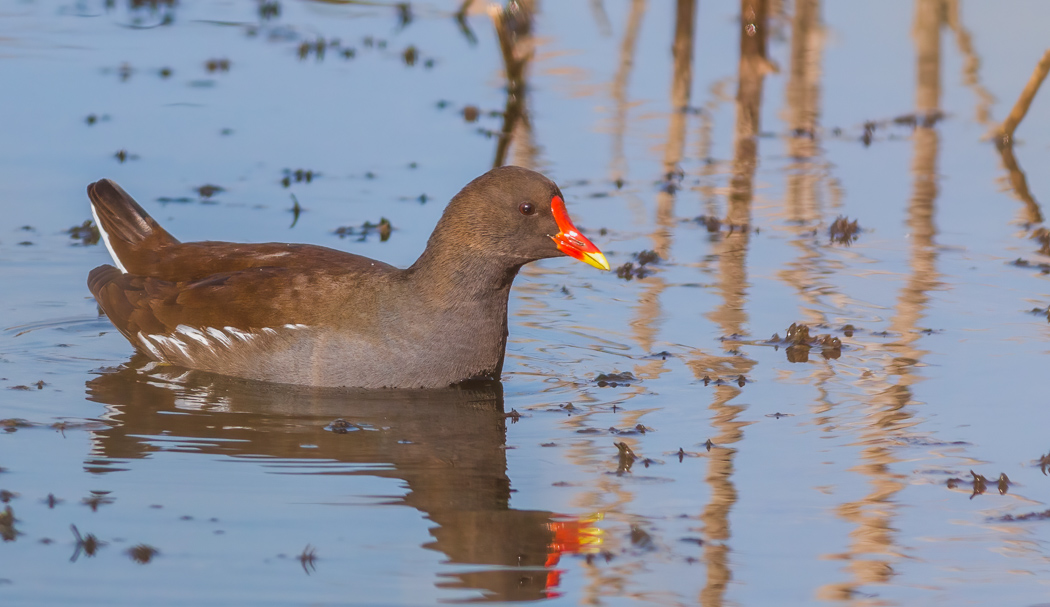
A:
[88,179,179,273]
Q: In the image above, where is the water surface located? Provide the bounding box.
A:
[3,1,1050,605]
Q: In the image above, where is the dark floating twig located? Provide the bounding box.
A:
[70,524,105,561]
[299,544,317,574]
[289,194,303,228]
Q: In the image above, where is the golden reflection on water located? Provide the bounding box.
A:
[491,0,538,170]
[817,0,944,599]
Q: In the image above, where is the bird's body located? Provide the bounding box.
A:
[87,167,608,388]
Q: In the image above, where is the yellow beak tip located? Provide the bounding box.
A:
[584,252,611,271]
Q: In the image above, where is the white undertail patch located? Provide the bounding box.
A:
[90,200,128,273]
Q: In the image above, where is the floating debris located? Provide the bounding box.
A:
[595,371,635,387]
[767,322,845,362]
[402,45,418,66]
[114,149,139,163]
[204,58,231,72]
[128,544,159,564]
[299,544,317,574]
[0,506,16,542]
[993,508,1050,523]
[828,216,860,245]
[66,220,100,246]
[1010,258,1050,274]
[327,418,355,434]
[634,250,660,266]
[70,525,105,561]
[693,215,722,232]
[615,442,636,475]
[81,490,114,512]
[289,195,303,228]
[325,419,375,433]
[629,525,654,551]
[196,184,224,199]
[281,168,317,187]
[614,262,647,281]
[334,218,393,243]
[258,0,280,20]
[946,470,1010,500]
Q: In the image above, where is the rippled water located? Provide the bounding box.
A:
[3,0,1050,605]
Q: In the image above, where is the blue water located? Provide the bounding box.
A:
[3,1,1050,604]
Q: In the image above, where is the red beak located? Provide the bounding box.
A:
[549,196,610,271]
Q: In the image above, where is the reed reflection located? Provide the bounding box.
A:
[688,3,769,606]
[84,359,596,602]
[819,0,944,598]
[992,47,1050,228]
[609,0,647,187]
[778,0,836,331]
[491,0,538,169]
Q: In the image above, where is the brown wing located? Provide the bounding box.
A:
[140,241,397,283]
[89,178,397,282]
[88,263,385,353]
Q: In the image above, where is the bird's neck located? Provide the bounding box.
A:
[407,239,524,303]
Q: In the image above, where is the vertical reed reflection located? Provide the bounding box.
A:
[944,0,995,127]
[492,0,538,169]
[707,0,770,338]
[996,143,1044,226]
[820,0,944,598]
[992,45,1050,226]
[629,0,693,374]
[691,3,769,606]
[778,0,831,328]
[610,0,647,186]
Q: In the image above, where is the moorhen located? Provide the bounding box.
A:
[87,166,609,388]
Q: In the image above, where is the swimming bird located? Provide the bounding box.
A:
[87,166,609,388]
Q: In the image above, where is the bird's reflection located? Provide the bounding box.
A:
[84,357,599,602]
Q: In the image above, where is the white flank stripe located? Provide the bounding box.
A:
[224,327,255,343]
[149,334,190,359]
[205,327,233,347]
[176,325,212,348]
[137,332,163,359]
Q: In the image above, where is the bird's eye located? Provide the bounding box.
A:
[519,202,536,216]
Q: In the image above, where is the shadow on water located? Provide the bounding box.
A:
[83,358,595,602]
